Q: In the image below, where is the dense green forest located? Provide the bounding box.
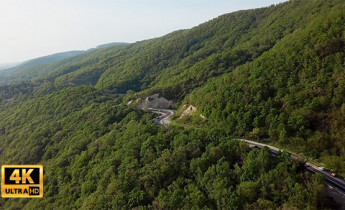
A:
[1,0,345,208]
[185,1,345,176]
[0,87,337,209]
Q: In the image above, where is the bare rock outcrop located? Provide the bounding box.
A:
[136,94,175,110]
[180,105,197,118]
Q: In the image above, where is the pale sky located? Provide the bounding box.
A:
[0,0,286,63]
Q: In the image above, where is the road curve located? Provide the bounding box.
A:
[148,108,174,127]
[239,139,345,195]
[143,110,345,196]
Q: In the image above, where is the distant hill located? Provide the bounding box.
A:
[96,42,129,49]
[85,42,129,52]
[0,43,129,84]
[0,51,85,83]
[0,62,21,71]
[22,51,85,66]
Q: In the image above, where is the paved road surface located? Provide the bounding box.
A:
[239,139,345,195]
[148,108,174,127]
[146,109,345,195]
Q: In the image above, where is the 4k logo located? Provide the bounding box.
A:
[1,165,43,198]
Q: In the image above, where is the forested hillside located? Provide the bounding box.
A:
[185,0,345,176]
[0,0,345,208]
[0,87,335,209]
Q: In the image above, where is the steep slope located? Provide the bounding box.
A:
[1,1,329,99]
[45,4,293,96]
[185,0,345,175]
[28,0,339,102]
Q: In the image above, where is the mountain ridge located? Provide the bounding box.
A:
[0,42,130,84]
[0,50,85,84]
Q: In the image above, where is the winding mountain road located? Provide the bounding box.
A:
[147,108,345,196]
[148,108,174,127]
[239,139,345,196]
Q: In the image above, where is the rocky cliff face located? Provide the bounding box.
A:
[136,94,175,110]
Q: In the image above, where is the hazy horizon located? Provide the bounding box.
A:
[0,0,286,64]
